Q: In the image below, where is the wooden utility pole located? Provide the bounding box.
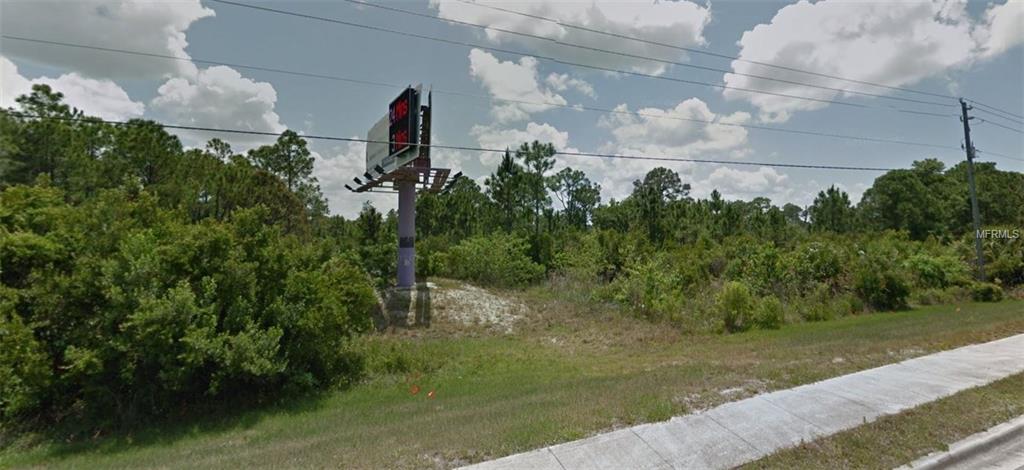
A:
[959,98,986,281]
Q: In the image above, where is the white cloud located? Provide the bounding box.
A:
[468,99,754,203]
[726,0,986,122]
[588,98,754,200]
[689,165,820,207]
[2,56,144,120]
[433,0,711,75]
[976,1,1024,59]
[313,141,398,218]
[545,73,596,98]
[598,98,751,158]
[707,166,788,194]
[472,121,571,151]
[468,49,567,122]
[471,121,574,168]
[150,66,285,150]
[1,0,214,79]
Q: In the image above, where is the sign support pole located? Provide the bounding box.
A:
[397,179,416,288]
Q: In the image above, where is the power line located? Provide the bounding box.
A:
[3,35,960,152]
[968,99,1024,120]
[975,118,1024,135]
[451,0,957,101]
[5,112,901,172]
[975,148,1024,163]
[206,0,957,119]
[2,35,403,91]
[340,0,953,109]
[970,106,1024,127]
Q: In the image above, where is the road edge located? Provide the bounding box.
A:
[899,413,1024,469]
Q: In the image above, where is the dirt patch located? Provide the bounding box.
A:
[431,282,527,334]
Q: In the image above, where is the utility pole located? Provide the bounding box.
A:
[959,98,986,281]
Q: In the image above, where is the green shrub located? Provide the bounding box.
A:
[273,256,377,386]
[970,282,1004,302]
[723,239,784,295]
[446,234,545,288]
[754,296,784,330]
[981,235,1023,286]
[553,231,604,281]
[602,253,683,322]
[0,187,379,425]
[854,266,910,311]
[905,253,969,289]
[833,292,865,317]
[0,306,52,418]
[798,283,834,322]
[800,300,832,322]
[718,281,754,333]
[415,237,449,278]
[913,287,969,305]
[787,241,849,292]
[670,236,720,292]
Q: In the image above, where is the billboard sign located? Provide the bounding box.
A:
[389,86,420,158]
[366,114,390,174]
[367,86,421,175]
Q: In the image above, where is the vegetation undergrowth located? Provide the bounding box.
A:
[3,300,1023,469]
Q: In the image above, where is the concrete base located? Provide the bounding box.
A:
[376,282,433,330]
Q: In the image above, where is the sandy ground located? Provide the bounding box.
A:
[430,282,526,333]
[379,279,527,334]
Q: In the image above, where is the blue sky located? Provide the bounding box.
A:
[2,0,1022,217]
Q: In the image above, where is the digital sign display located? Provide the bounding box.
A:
[389,87,420,158]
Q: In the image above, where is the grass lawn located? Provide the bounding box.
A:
[742,372,1024,469]
[2,297,1023,469]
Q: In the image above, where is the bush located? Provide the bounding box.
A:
[603,253,683,322]
[0,305,52,417]
[983,236,1024,286]
[754,296,784,330]
[970,282,1004,302]
[0,186,379,425]
[905,253,969,289]
[723,239,784,295]
[913,287,969,305]
[853,266,910,311]
[718,281,754,333]
[833,292,865,317]
[799,300,831,322]
[798,283,834,322]
[787,241,849,292]
[416,237,450,278]
[446,234,545,288]
[552,231,604,281]
[272,256,377,386]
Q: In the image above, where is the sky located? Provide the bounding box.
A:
[2,0,1022,218]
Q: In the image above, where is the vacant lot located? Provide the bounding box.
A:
[3,288,1023,469]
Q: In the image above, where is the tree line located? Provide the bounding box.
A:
[1,84,1022,431]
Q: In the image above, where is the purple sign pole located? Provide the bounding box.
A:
[397,180,416,288]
